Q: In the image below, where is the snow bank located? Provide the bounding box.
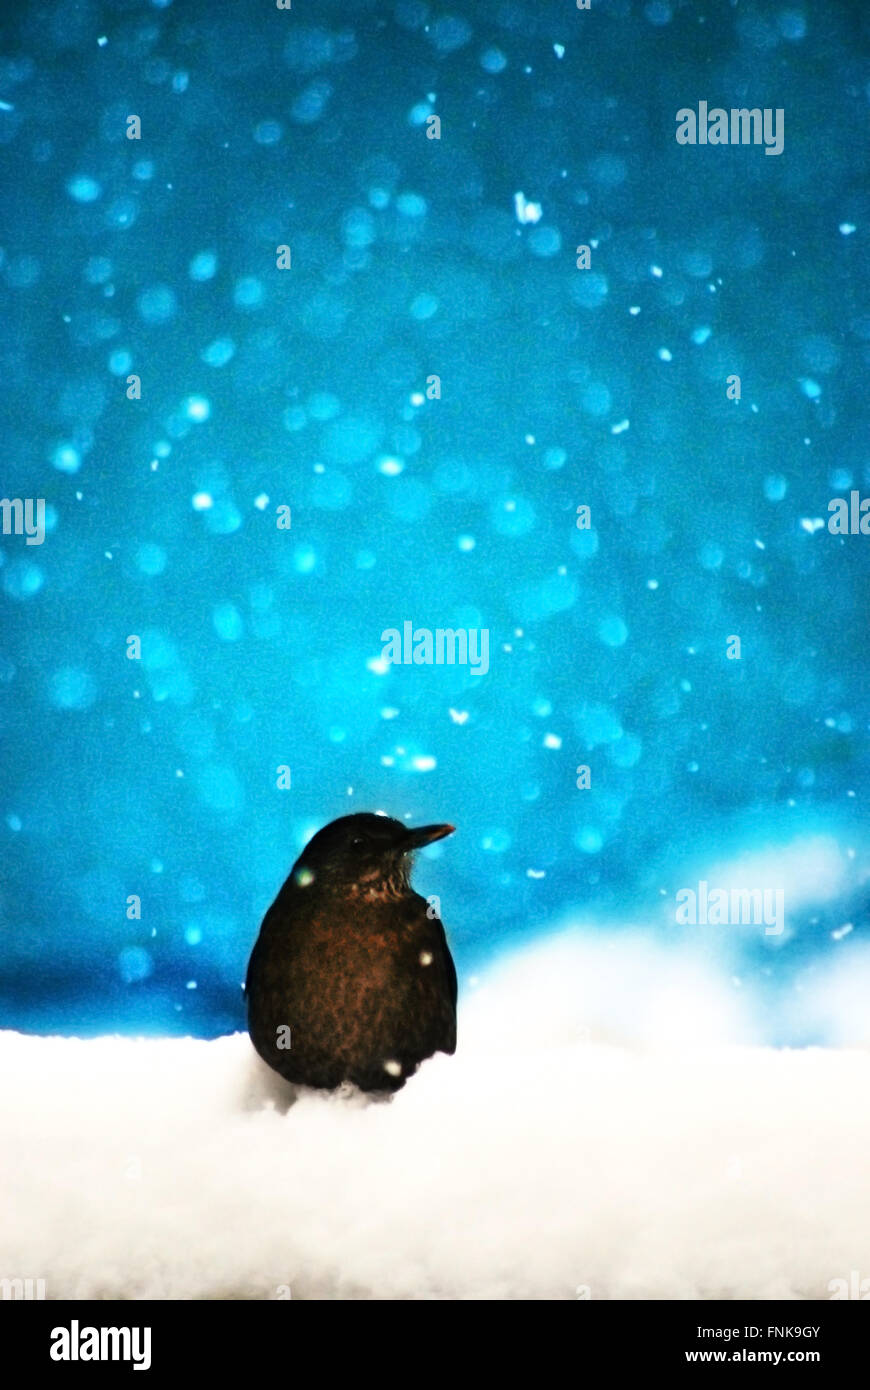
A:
[2,929,869,1300]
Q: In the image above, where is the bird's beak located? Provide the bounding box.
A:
[402,823,455,850]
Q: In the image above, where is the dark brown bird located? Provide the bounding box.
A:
[245,813,457,1093]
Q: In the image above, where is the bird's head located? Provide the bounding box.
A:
[291,812,455,898]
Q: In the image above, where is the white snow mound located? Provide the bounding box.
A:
[2,928,869,1300]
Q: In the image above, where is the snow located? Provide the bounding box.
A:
[2,929,869,1301]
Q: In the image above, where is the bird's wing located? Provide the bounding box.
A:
[431,916,457,1054]
[245,893,286,997]
[244,912,271,997]
[436,918,458,1011]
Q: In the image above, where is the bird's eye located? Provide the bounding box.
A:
[351,837,366,848]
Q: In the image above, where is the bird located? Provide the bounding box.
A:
[245,812,457,1094]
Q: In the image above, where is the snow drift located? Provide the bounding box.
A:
[2,927,869,1300]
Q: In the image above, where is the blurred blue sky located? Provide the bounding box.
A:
[0,0,867,1036]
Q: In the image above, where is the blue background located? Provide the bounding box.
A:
[0,0,867,1037]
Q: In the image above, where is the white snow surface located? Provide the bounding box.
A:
[2,926,870,1301]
